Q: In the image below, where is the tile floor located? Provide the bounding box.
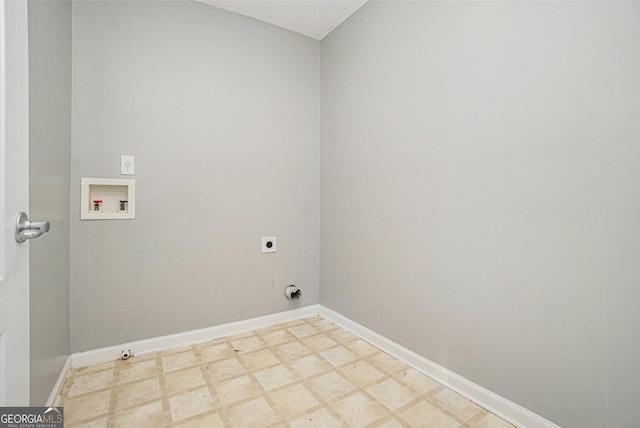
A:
[59,316,515,427]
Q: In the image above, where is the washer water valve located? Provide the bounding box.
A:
[284,285,301,301]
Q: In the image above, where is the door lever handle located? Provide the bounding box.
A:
[15,212,50,243]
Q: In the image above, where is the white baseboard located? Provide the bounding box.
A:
[45,355,71,407]
[70,304,320,368]
[318,306,561,428]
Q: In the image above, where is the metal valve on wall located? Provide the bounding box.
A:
[284,285,301,301]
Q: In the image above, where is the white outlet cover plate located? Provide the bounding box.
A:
[262,236,277,253]
[121,155,135,175]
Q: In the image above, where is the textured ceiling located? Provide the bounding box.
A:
[196,0,368,40]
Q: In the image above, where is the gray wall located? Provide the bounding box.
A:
[70,1,320,352]
[320,2,640,427]
[28,0,72,405]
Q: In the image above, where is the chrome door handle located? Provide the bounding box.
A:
[15,212,50,243]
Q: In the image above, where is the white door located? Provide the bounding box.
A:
[0,0,30,405]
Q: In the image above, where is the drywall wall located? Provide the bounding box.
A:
[70,1,320,352]
[321,2,640,427]
[28,0,71,405]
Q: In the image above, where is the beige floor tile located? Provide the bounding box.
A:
[158,345,193,357]
[268,383,320,419]
[115,353,156,368]
[67,369,115,397]
[214,374,264,405]
[62,389,111,425]
[225,397,279,427]
[254,324,284,335]
[275,341,313,361]
[471,413,516,428]
[228,329,257,340]
[338,360,385,387]
[169,387,216,422]
[393,369,440,394]
[289,354,332,378]
[307,371,356,401]
[326,328,359,344]
[163,366,206,396]
[162,350,199,372]
[231,335,265,353]
[177,412,225,428]
[113,400,167,428]
[279,319,307,329]
[203,357,246,382]
[330,392,389,428]
[72,361,115,375]
[66,416,108,428]
[306,317,338,332]
[119,359,162,385]
[319,346,359,367]
[287,323,320,338]
[301,333,339,352]
[370,417,405,428]
[193,337,223,348]
[345,339,380,357]
[260,329,297,346]
[288,406,345,427]
[254,364,299,390]
[240,348,281,371]
[399,400,458,428]
[431,388,483,421]
[368,352,409,375]
[61,374,74,394]
[115,377,161,409]
[366,378,418,410]
[196,342,237,363]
